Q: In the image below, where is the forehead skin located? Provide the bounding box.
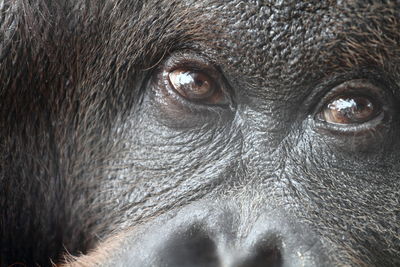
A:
[197,1,400,96]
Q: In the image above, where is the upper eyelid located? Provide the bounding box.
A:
[162,52,216,71]
[323,79,383,97]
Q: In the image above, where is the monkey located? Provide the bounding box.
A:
[0,0,399,266]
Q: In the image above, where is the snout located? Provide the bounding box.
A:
[91,202,330,267]
[159,224,283,267]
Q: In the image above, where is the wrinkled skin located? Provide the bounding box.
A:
[0,0,399,266]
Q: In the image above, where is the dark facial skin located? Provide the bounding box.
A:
[1,0,399,266]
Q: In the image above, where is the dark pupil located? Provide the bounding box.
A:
[324,96,375,124]
[193,74,205,87]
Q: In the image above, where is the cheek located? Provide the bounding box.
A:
[311,119,396,154]
[98,109,241,225]
[288,120,399,186]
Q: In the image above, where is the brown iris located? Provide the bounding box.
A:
[168,69,222,103]
[321,95,378,124]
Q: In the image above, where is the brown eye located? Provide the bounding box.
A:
[320,95,379,124]
[168,69,224,104]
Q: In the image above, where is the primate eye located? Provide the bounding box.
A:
[320,95,379,124]
[167,68,226,104]
[314,79,391,131]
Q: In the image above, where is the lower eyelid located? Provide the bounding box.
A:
[314,107,386,134]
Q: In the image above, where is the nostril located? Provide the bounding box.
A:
[159,225,220,267]
[236,235,283,267]
[247,246,282,267]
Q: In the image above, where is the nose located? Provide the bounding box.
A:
[115,204,329,267]
[160,225,283,267]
